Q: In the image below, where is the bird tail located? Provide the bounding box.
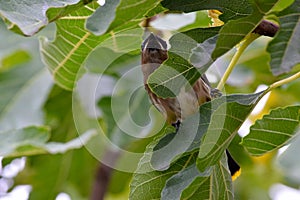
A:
[226,150,241,180]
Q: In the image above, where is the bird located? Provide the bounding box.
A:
[141,33,240,178]
[141,33,211,128]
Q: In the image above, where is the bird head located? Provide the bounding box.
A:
[141,33,168,65]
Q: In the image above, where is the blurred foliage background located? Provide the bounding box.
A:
[0,0,300,200]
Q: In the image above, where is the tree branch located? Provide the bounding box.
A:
[90,150,120,200]
[217,20,279,90]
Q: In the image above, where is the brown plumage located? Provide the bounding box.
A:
[141,33,211,126]
[142,33,240,179]
[141,33,241,178]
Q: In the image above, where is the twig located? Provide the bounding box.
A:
[217,33,260,90]
[267,71,300,93]
[216,20,279,90]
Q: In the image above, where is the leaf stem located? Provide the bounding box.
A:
[217,33,260,90]
[267,71,300,92]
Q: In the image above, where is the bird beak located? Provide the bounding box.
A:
[142,33,167,51]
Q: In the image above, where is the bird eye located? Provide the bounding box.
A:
[148,48,157,52]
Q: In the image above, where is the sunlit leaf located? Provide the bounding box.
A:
[40,3,103,91]
[87,0,161,34]
[41,1,159,90]
[100,29,143,52]
[145,3,168,18]
[267,0,300,75]
[242,105,300,156]
[179,11,212,32]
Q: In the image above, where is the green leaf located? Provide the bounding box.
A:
[21,147,97,199]
[0,126,49,157]
[271,0,294,13]
[0,66,53,132]
[197,92,264,172]
[0,21,54,132]
[100,29,143,52]
[151,114,202,171]
[267,0,300,75]
[190,35,218,69]
[40,3,103,91]
[0,84,96,158]
[179,11,212,32]
[85,47,122,74]
[161,0,252,22]
[86,0,162,34]
[161,164,211,200]
[0,50,31,71]
[85,0,121,35]
[41,0,159,90]
[227,134,253,167]
[131,132,234,200]
[129,134,197,200]
[98,91,150,147]
[97,60,166,148]
[151,92,264,172]
[0,126,96,158]
[278,132,300,184]
[0,0,91,36]
[85,47,139,74]
[147,56,198,98]
[148,27,220,98]
[44,129,97,154]
[144,3,168,18]
[17,86,98,199]
[242,105,300,156]
[181,155,233,200]
[212,0,278,59]
[106,0,162,32]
